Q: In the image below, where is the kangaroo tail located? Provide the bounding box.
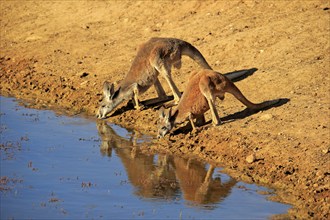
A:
[226,81,280,110]
[181,42,212,70]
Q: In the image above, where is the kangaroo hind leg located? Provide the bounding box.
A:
[156,64,181,104]
[154,78,168,101]
[199,76,222,126]
[206,96,221,126]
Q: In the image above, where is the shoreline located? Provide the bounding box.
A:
[1,1,329,219]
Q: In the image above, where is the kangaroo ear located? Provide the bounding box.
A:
[103,81,115,98]
[166,107,177,121]
[170,108,179,121]
[167,107,172,120]
[159,106,166,118]
[111,87,120,100]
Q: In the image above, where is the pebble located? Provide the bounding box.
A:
[321,148,329,154]
[246,154,256,163]
[80,81,88,86]
[25,35,42,42]
[259,113,273,121]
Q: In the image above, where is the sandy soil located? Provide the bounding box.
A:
[1,1,329,219]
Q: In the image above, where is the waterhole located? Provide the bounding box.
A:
[0,97,290,219]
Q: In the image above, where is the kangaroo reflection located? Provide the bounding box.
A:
[96,120,237,207]
[173,158,237,208]
[97,120,178,199]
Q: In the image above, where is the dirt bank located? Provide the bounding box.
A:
[1,1,329,219]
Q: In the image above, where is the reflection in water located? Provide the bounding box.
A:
[97,120,178,199]
[173,159,237,209]
[96,120,237,208]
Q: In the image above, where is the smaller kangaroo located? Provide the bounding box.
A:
[157,69,279,138]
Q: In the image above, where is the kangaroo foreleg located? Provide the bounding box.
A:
[132,83,142,110]
[188,113,197,131]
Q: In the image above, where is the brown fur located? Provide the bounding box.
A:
[97,37,212,119]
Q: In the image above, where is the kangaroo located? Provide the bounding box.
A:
[97,37,211,119]
[97,37,245,119]
[157,69,280,138]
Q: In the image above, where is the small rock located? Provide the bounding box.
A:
[321,147,329,154]
[25,35,42,42]
[259,113,273,121]
[80,81,88,86]
[246,154,256,163]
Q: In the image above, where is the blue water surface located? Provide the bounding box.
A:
[0,96,290,219]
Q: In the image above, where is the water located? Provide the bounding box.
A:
[0,96,290,219]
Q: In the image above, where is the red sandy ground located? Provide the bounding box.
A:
[1,1,329,219]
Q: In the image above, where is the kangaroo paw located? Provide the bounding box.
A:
[135,103,145,111]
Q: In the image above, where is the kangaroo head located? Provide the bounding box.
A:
[157,107,177,138]
[97,81,121,119]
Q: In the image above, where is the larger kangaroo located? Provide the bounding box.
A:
[158,69,280,138]
[97,37,243,119]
